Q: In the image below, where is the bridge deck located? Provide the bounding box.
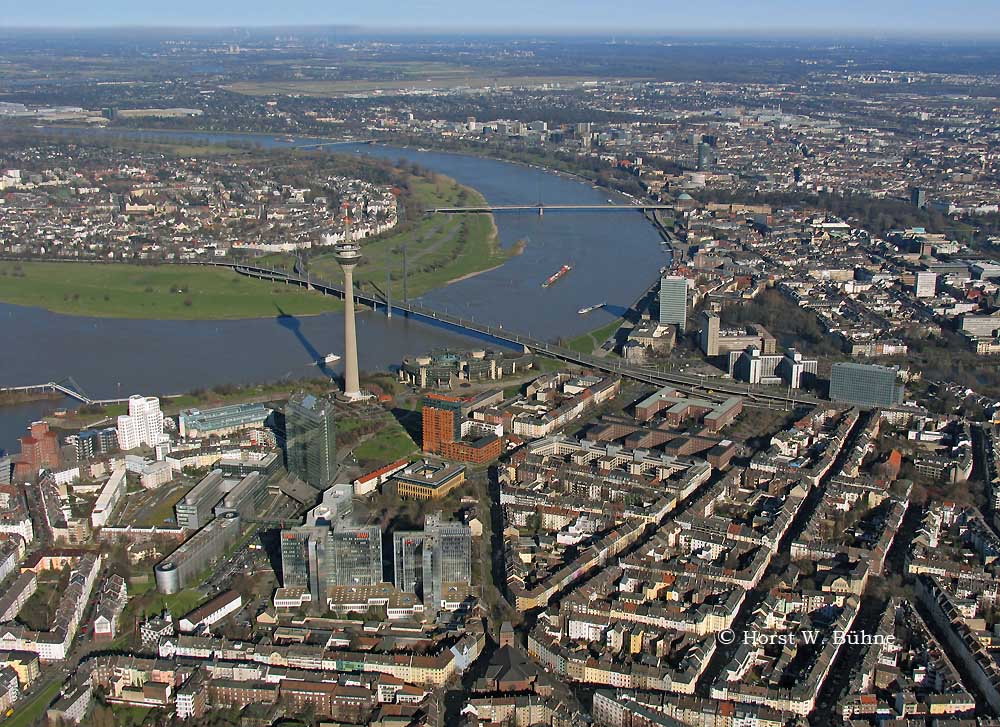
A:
[227,262,820,409]
[427,204,674,213]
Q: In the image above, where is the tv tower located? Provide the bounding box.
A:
[334,203,363,401]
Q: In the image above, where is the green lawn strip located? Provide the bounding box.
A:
[143,588,205,618]
[567,318,624,354]
[0,262,340,320]
[136,486,189,528]
[3,679,62,727]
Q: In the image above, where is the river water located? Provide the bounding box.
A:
[0,131,669,452]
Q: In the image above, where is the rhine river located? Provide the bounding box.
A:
[0,131,669,452]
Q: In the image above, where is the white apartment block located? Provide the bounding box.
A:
[91,467,126,528]
[117,395,165,451]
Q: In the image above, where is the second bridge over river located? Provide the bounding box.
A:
[425,203,674,215]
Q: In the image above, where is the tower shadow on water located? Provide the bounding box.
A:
[274,304,336,380]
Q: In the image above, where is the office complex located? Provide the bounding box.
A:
[422,395,463,453]
[392,531,424,595]
[392,459,467,500]
[178,403,270,438]
[213,472,268,522]
[699,311,777,357]
[280,522,382,598]
[658,275,689,329]
[422,513,471,610]
[154,512,242,594]
[728,347,818,389]
[697,141,715,171]
[280,526,328,598]
[420,394,501,463]
[394,513,472,610]
[283,394,337,489]
[330,525,383,587]
[174,470,228,530]
[829,362,905,408]
[117,396,165,451]
[279,484,361,604]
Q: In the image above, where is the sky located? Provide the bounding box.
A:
[4,0,1000,37]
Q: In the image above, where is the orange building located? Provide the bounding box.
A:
[439,438,502,464]
[422,394,501,464]
[422,395,463,454]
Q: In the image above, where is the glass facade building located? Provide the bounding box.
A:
[178,402,270,438]
[330,525,382,587]
[393,531,424,595]
[280,525,329,599]
[659,276,689,329]
[829,362,904,409]
[283,394,337,488]
[421,513,472,610]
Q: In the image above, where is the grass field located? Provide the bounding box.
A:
[4,679,62,727]
[353,419,418,469]
[0,262,341,320]
[568,318,624,354]
[137,485,189,528]
[143,588,205,618]
[264,175,513,301]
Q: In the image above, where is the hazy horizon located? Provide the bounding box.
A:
[4,0,1000,38]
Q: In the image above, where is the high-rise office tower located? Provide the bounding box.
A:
[915,271,938,298]
[329,525,382,587]
[697,142,715,172]
[421,394,463,454]
[280,525,329,600]
[283,394,337,489]
[829,363,904,409]
[699,311,722,356]
[394,514,472,610]
[282,522,382,595]
[659,276,689,329]
[332,206,363,401]
[393,531,424,594]
[421,513,472,611]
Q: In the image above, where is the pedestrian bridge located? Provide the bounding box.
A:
[0,377,129,406]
